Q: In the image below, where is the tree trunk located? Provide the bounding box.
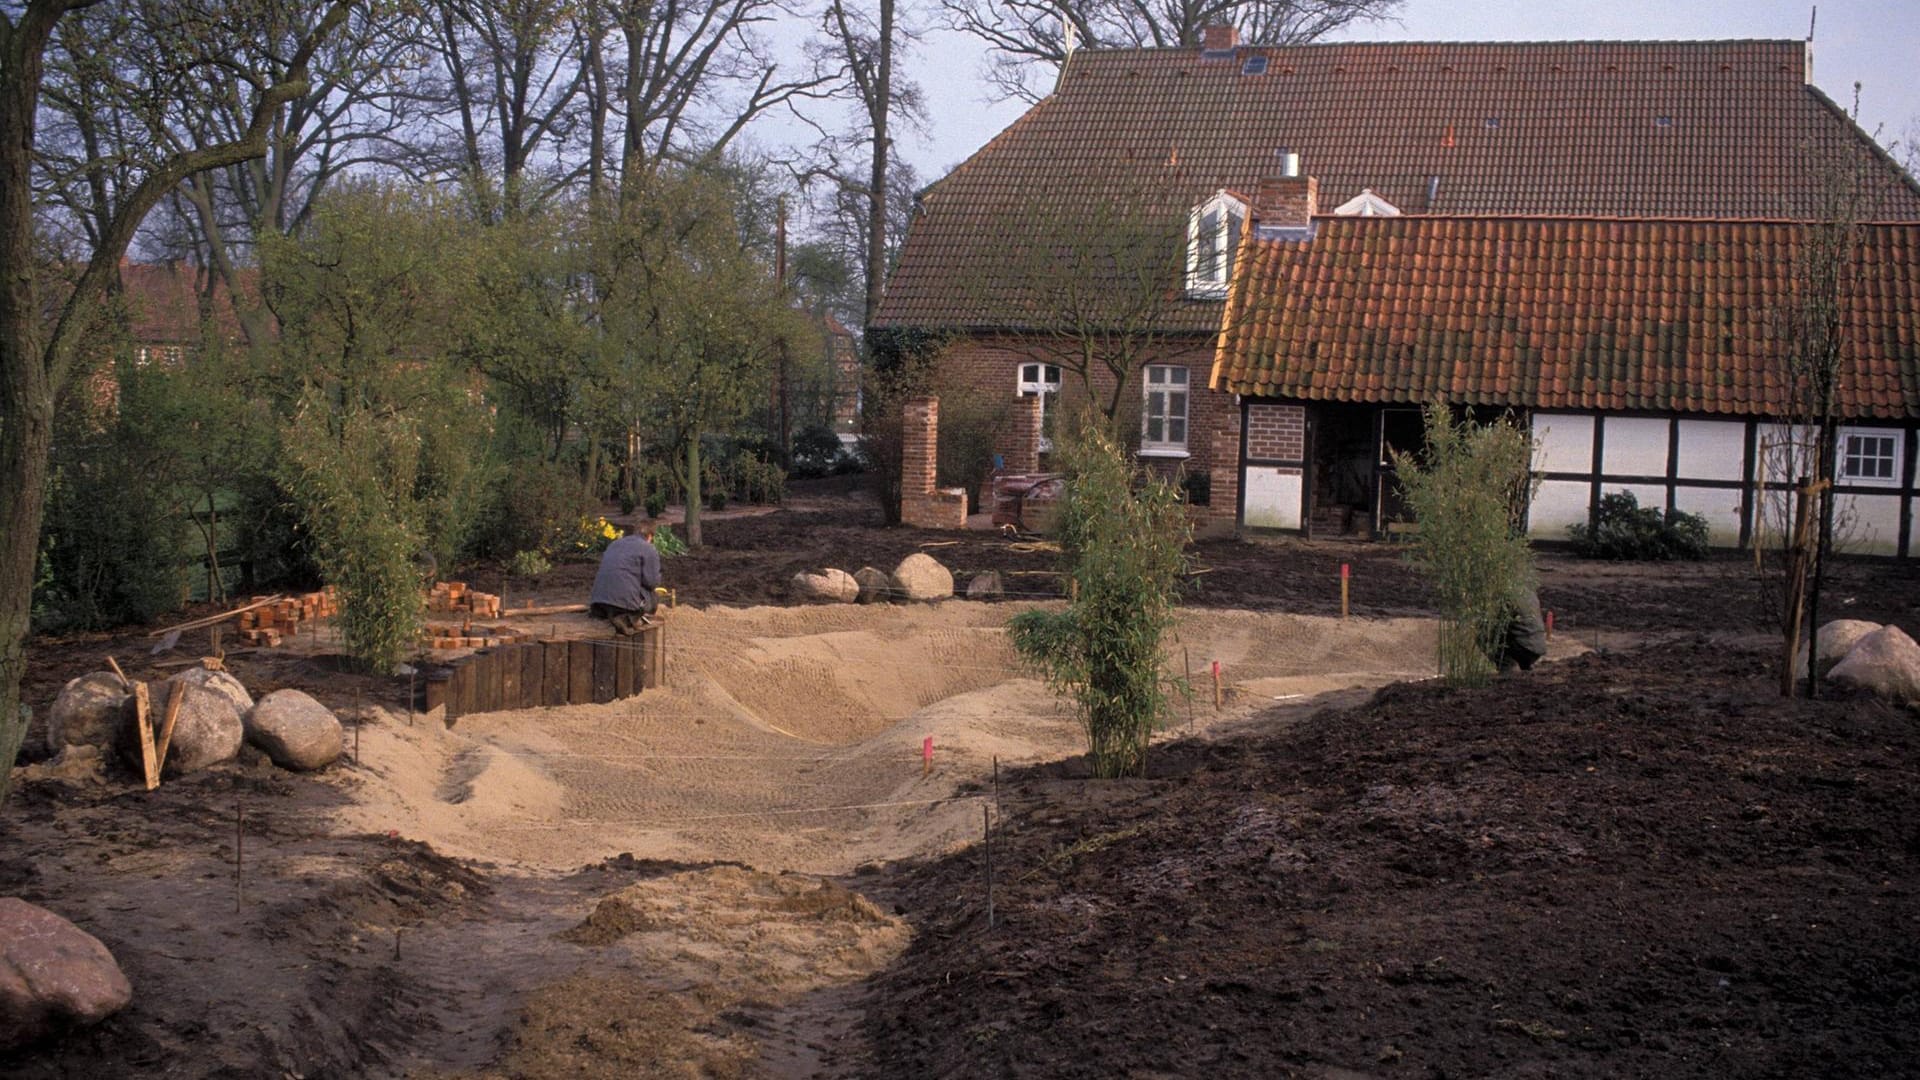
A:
[862,0,893,327]
[684,432,702,548]
[1805,422,1838,698]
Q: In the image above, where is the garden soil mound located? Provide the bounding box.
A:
[859,635,1920,1079]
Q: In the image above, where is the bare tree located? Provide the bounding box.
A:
[943,0,1402,101]
[2,0,354,803]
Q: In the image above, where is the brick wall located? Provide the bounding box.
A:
[935,334,1233,479]
[1007,393,1042,474]
[1246,402,1306,462]
[1254,176,1318,228]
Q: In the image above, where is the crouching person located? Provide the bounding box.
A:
[589,523,661,635]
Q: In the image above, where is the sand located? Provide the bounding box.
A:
[323,602,1447,876]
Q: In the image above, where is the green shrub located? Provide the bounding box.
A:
[644,487,669,519]
[652,523,688,557]
[1567,492,1710,560]
[790,424,846,478]
[507,549,553,577]
[1389,405,1538,688]
[1007,421,1190,778]
[468,460,598,559]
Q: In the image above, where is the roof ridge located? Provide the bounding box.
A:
[1289,213,1920,227]
[1076,38,1805,56]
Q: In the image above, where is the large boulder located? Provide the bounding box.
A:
[172,666,253,716]
[0,898,132,1051]
[245,690,344,771]
[890,553,954,602]
[46,673,128,753]
[790,568,859,604]
[1827,625,1920,706]
[1796,619,1884,681]
[120,678,243,777]
[965,571,1005,601]
[853,567,891,604]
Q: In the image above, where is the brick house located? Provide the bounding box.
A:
[873,33,1920,549]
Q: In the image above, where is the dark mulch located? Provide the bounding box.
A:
[860,637,1920,1079]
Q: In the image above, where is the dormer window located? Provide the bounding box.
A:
[1186,190,1247,298]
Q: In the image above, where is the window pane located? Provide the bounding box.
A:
[1044,365,1060,385]
[1147,416,1164,442]
[1170,391,1187,419]
[1169,367,1187,385]
[1021,364,1038,383]
[1146,390,1164,419]
[1170,416,1186,444]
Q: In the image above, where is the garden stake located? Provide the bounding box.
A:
[1340,562,1350,619]
[408,668,416,727]
[235,803,244,913]
[1212,660,1222,710]
[993,756,1000,803]
[1184,646,1195,732]
[923,736,933,778]
[984,804,994,929]
[1545,610,1555,641]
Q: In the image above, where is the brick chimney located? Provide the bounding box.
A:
[1255,175,1318,230]
[1201,24,1238,53]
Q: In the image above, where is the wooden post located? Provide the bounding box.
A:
[521,644,543,709]
[500,649,520,709]
[615,637,636,698]
[133,682,158,790]
[568,641,594,705]
[1781,478,1818,698]
[1183,646,1195,733]
[1211,660,1222,710]
[984,804,994,930]
[543,641,570,707]
[591,641,618,704]
[105,655,131,691]
[155,681,187,775]
[1340,562,1350,619]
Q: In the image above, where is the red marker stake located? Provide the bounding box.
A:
[923,735,934,778]
[1545,610,1555,641]
[1340,562,1351,619]
[1211,660,1223,710]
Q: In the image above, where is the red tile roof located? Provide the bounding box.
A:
[875,39,1920,331]
[1212,216,1920,419]
[117,261,253,345]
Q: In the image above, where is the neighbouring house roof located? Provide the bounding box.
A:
[874,39,1920,333]
[117,261,253,346]
[1212,215,1920,419]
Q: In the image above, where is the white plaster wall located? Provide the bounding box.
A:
[1528,479,1593,541]
[1602,417,1670,477]
[1754,423,1814,485]
[1672,485,1746,547]
[1243,466,1303,530]
[1675,420,1745,482]
[1531,413,1594,474]
[1831,493,1903,556]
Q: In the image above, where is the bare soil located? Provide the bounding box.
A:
[6,487,1919,1077]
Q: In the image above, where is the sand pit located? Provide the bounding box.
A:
[324,602,1443,876]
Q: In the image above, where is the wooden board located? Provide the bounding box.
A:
[615,637,636,698]
[425,671,450,716]
[519,644,543,709]
[499,647,520,709]
[132,682,158,790]
[568,641,594,705]
[543,642,569,707]
[641,624,663,689]
[484,650,504,713]
[449,662,473,723]
[591,641,617,704]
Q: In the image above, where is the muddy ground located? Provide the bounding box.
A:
[861,637,1920,1079]
[6,487,1920,1078]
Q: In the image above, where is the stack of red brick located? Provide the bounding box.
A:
[427,581,502,619]
[237,588,339,646]
[422,624,530,650]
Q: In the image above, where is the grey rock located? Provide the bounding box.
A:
[853,567,891,604]
[245,690,344,771]
[890,553,954,602]
[119,678,243,777]
[0,898,132,1051]
[46,673,128,753]
[965,571,1005,601]
[791,568,860,603]
[172,667,253,716]
[1828,625,1920,705]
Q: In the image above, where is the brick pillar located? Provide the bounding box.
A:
[902,396,938,496]
[1008,394,1042,474]
[1209,425,1241,531]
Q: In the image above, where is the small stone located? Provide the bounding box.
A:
[790,568,860,603]
[965,571,1005,601]
[890,553,954,602]
[245,690,345,771]
[1827,625,1920,705]
[46,673,128,753]
[0,898,133,1051]
[853,567,891,604]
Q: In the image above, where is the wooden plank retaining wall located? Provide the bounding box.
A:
[422,624,664,723]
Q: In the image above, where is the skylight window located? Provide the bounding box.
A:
[1242,56,1268,76]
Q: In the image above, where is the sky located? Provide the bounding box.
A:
[889,0,1920,182]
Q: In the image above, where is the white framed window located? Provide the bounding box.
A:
[1186,191,1247,298]
[1141,365,1189,453]
[1837,428,1903,487]
[1018,362,1062,452]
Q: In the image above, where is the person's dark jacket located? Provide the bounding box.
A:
[590,535,661,612]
